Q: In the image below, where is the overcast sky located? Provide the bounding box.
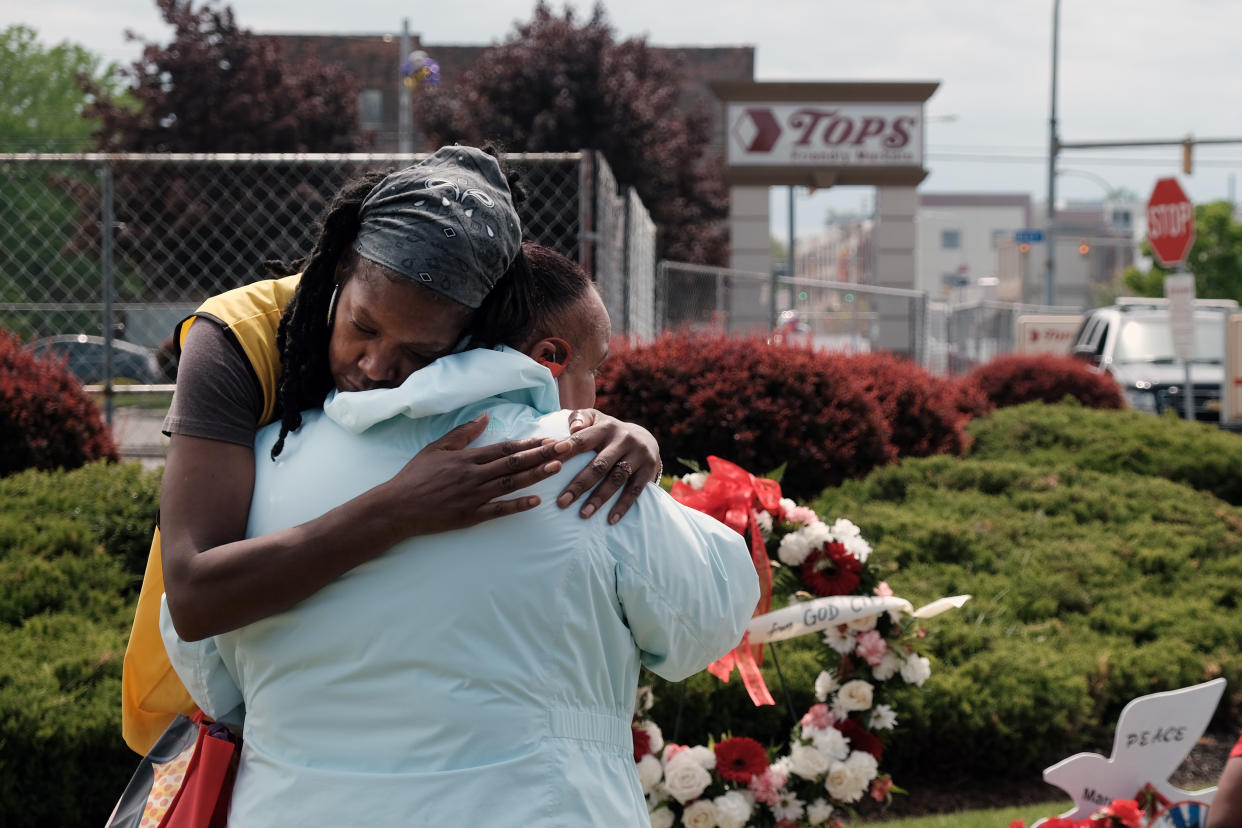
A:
[11,0,1242,237]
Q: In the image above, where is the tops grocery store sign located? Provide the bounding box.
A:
[711,81,939,188]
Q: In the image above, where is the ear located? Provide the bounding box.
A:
[530,337,572,378]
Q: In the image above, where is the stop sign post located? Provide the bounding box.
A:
[1147,178,1196,268]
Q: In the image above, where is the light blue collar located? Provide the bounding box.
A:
[323,346,560,434]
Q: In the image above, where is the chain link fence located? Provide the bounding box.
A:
[657,261,1083,374]
[936,300,1084,375]
[1,149,654,349]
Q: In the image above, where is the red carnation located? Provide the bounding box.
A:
[835,716,883,760]
[799,541,862,596]
[632,726,652,761]
[714,736,769,783]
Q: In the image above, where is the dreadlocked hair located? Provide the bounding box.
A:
[268,144,525,459]
[268,169,390,459]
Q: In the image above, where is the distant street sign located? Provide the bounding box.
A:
[1165,273,1196,361]
[1147,178,1196,267]
[1014,229,1045,244]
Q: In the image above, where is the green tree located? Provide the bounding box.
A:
[74,0,367,296]
[0,25,123,152]
[1123,200,1242,301]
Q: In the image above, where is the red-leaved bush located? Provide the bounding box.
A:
[0,329,118,476]
[846,352,972,458]
[595,335,895,500]
[964,353,1124,410]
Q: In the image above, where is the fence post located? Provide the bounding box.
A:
[913,292,929,368]
[99,160,115,425]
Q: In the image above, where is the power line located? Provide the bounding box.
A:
[927,150,1242,168]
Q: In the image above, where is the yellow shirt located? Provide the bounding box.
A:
[121,274,299,754]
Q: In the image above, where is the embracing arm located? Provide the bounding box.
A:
[160,416,568,641]
[555,410,662,524]
[611,487,759,682]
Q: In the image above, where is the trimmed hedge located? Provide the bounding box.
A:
[1,462,159,828]
[596,335,895,499]
[646,403,1242,789]
[0,329,118,476]
[964,353,1124,410]
[968,401,1242,506]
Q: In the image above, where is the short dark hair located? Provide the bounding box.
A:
[467,242,595,352]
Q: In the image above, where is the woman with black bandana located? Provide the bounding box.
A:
[122,145,663,753]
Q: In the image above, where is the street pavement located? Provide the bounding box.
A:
[109,407,168,470]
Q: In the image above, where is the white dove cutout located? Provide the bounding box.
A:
[1036,677,1224,825]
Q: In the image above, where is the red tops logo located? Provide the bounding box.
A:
[738,107,916,154]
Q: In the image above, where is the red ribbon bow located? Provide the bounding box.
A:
[672,456,781,706]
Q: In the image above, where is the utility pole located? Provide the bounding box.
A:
[1045,0,1061,306]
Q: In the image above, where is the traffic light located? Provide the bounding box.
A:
[1182,140,1193,175]
[1018,242,1031,255]
[1078,240,1090,256]
[797,290,809,302]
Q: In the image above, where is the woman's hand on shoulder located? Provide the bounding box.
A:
[384,413,574,534]
[555,409,661,525]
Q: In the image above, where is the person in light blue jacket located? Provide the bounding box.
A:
[162,246,758,826]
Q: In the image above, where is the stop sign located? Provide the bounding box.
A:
[1146,177,1196,267]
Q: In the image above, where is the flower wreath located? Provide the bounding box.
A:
[632,457,964,828]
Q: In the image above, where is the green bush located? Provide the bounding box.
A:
[648,406,1242,788]
[968,401,1242,505]
[0,462,159,828]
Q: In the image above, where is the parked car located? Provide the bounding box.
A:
[27,334,163,385]
[1069,297,1239,421]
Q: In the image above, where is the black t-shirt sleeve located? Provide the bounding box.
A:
[161,319,265,447]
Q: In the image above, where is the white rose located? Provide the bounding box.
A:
[788,743,831,779]
[637,754,664,794]
[635,686,655,715]
[713,791,752,828]
[847,613,878,632]
[843,534,872,563]
[778,531,811,566]
[836,679,874,712]
[845,750,879,786]
[872,650,903,681]
[802,521,832,547]
[808,725,850,761]
[806,797,835,825]
[824,761,865,803]
[649,806,675,828]
[900,654,932,687]
[682,472,708,490]
[822,625,854,655]
[814,669,839,702]
[663,754,712,804]
[682,745,716,771]
[681,798,719,828]
[779,497,798,516]
[830,518,861,539]
[869,703,898,731]
[640,720,664,755]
